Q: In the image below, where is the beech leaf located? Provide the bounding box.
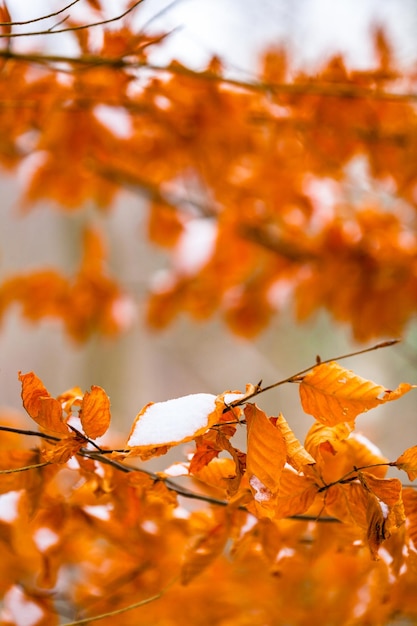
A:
[299,362,414,426]
[80,385,111,439]
[273,412,316,471]
[18,371,69,434]
[245,403,287,509]
[395,445,417,481]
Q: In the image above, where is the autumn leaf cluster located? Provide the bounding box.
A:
[1,2,417,624]
[0,2,416,341]
[0,359,416,624]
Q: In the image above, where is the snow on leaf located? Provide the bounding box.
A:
[299,362,414,426]
[18,371,69,434]
[395,445,417,481]
[80,385,111,439]
[126,392,240,454]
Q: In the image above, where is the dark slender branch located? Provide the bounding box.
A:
[0,1,144,38]
[0,0,81,27]
[317,462,397,493]
[0,47,415,104]
[80,449,339,522]
[227,339,400,408]
[0,424,60,442]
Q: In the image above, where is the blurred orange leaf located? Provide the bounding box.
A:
[299,362,414,426]
[181,515,230,584]
[80,385,111,439]
[0,3,11,38]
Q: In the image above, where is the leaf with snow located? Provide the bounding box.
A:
[126,391,242,457]
[299,361,414,426]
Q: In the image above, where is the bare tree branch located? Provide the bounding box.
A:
[0,0,144,38]
[0,0,81,27]
[0,47,415,103]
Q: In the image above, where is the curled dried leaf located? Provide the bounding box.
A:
[395,445,417,481]
[18,371,68,434]
[80,385,111,439]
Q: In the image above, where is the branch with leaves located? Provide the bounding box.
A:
[1,342,417,623]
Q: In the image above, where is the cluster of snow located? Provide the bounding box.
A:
[127,393,218,447]
[127,391,243,448]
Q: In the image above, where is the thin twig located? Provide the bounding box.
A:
[0,0,81,27]
[227,339,400,408]
[0,461,51,474]
[0,0,144,38]
[0,424,60,442]
[317,462,397,493]
[62,576,178,626]
[0,48,415,104]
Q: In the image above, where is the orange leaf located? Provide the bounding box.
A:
[0,3,11,38]
[273,413,316,472]
[181,517,229,584]
[274,468,318,519]
[42,435,84,464]
[366,492,390,559]
[192,457,237,494]
[299,361,414,426]
[324,482,368,528]
[396,445,417,481]
[18,371,69,434]
[403,488,417,546]
[80,385,111,439]
[358,472,402,506]
[245,403,287,511]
